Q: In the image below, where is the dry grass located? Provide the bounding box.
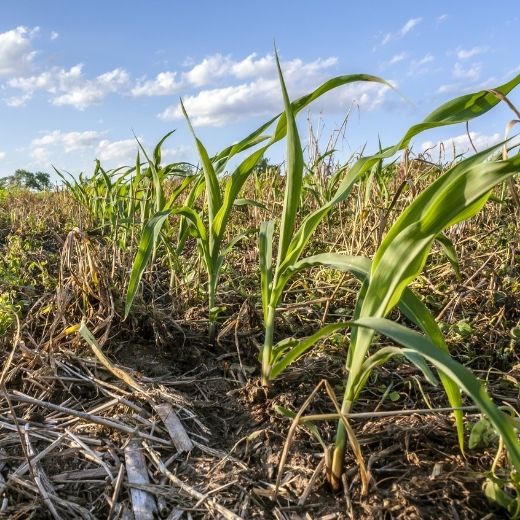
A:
[0,154,518,518]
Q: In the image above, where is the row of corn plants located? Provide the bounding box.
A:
[69,54,519,508]
[57,133,196,251]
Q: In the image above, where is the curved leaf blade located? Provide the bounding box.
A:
[352,317,520,473]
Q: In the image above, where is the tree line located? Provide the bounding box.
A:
[0,170,51,191]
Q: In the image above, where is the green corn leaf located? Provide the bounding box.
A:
[213,74,393,172]
[283,252,465,446]
[393,74,520,151]
[125,210,171,318]
[214,128,273,174]
[275,76,520,276]
[221,230,253,259]
[233,198,269,211]
[271,75,395,144]
[153,130,175,169]
[176,174,205,254]
[396,281,465,448]
[353,346,438,400]
[270,322,349,379]
[349,146,520,390]
[275,50,304,266]
[351,317,520,473]
[134,136,165,213]
[180,100,222,225]
[211,146,268,243]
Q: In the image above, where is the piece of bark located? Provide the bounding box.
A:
[124,440,157,520]
[154,403,193,453]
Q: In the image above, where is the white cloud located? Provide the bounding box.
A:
[27,130,141,168]
[52,68,129,109]
[30,146,50,164]
[32,130,102,152]
[160,80,280,126]
[421,131,501,158]
[0,26,39,77]
[50,31,59,41]
[408,53,435,75]
[0,151,5,160]
[5,93,32,107]
[5,65,83,106]
[183,53,282,86]
[96,138,139,162]
[184,54,235,87]
[160,76,389,127]
[437,83,459,94]
[388,53,406,65]
[436,75,500,96]
[132,53,337,98]
[131,71,182,96]
[416,54,434,66]
[51,87,106,110]
[380,18,422,46]
[27,129,141,168]
[453,62,481,81]
[156,53,346,126]
[436,14,448,25]
[401,18,422,36]
[5,64,130,110]
[7,64,130,109]
[229,53,276,79]
[456,46,488,60]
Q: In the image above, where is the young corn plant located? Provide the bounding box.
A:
[272,134,520,493]
[258,67,520,491]
[125,123,271,342]
[327,139,520,490]
[259,63,520,390]
[126,54,394,341]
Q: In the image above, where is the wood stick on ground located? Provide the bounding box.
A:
[154,403,194,453]
[8,392,171,445]
[107,463,126,520]
[8,473,96,520]
[65,428,114,482]
[80,321,194,452]
[13,433,66,477]
[125,439,157,520]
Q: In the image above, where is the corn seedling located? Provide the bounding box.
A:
[127,54,393,342]
[321,143,520,492]
[254,64,520,490]
[259,59,520,384]
[56,132,195,250]
[126,123,270,342]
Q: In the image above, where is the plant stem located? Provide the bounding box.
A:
[208,272,217,346]
[330,397,353,492]
[261,304,276,386]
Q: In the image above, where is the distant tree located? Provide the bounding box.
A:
[254,157,280,175]
[0,170,52,191]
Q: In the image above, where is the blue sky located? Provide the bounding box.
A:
[0,1,519,179]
